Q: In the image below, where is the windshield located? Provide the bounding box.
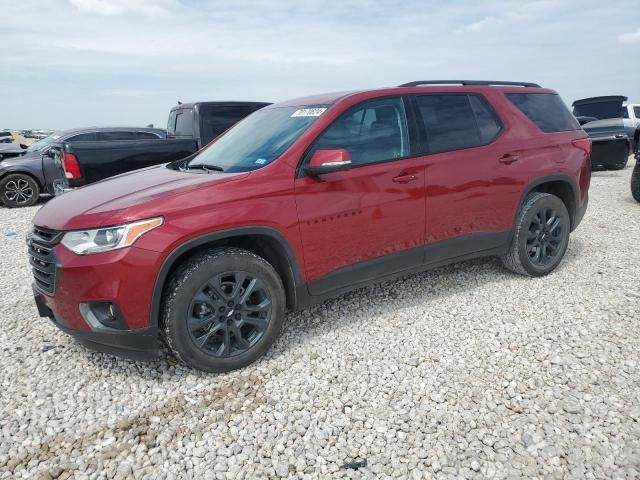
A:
[27,132,63,153]
[186,106,326,173]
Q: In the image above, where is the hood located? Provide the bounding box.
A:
[32,164,250,230]
[572,95,627,120]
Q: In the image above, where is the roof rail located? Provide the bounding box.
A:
[399,80,541,88]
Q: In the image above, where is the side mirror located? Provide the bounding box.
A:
[304,149,352,177]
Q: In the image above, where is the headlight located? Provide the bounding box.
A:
[61,217,163,255]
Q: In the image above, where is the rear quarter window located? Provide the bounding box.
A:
[507,93,580,133]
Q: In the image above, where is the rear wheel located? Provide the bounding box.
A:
[0,174,40,208]
[632,163,640,203]
[161,247,285,372]
[501,192,570,276]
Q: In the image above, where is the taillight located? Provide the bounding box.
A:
[572,138,592,155]
[62,153,82,180]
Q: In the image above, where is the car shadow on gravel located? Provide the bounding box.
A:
[76,244,588,377]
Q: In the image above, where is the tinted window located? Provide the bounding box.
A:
[67,132,98,142]
[416,95,481,153]
[136,131,161,139]
[507,93,580,133]
[313,97,409,166]
[634,106,640,118]
[199,105,261,145]
[175,109,195,137]
[622,107,629,118]
[99,131,137,141]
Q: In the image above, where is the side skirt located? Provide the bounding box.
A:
[298,231,511,309]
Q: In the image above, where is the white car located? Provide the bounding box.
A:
[623,103,640,127]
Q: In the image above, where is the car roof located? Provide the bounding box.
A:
[170,101,272,111]
[268,82,554,108]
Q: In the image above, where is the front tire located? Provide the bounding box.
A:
[0,174,40,208]
[161,247,285,373]
[501,192,570,276]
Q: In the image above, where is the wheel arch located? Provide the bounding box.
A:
[517,175,580,230]
[150,226,305,329]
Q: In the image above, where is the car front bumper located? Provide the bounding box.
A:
[31,244,162,361]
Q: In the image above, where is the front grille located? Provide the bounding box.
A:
[28,226,63,295]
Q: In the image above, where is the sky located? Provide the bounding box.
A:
[1,0,639,130]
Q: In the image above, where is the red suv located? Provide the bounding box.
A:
[29,80,591,372]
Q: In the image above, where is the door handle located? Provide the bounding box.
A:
[499,154,519,165]
[392,173,417,184]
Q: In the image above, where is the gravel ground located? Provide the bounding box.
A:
[1,159,639,479]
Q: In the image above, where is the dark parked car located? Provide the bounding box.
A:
[30,80,591,372]
[52,102,271,196]
[0,127,166,208]
[0,131,13,144]
[573,96,639,170]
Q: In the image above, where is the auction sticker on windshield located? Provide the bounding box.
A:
[291,108,327,117]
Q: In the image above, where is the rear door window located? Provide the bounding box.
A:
[67,132,98,142]
[508,93,580,132]
[136,131,161,139]
[415,94,493,154]
[98,131,138,141]
[199,105,260,145]
[634,106,640,118]
[174,109,195,137]
[312,97,410,167]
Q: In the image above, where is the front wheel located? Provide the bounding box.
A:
[0,174,40,208]
[161,247,285,373]
[501,192,570,276]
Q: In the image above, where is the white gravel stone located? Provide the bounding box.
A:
[1,158,640,479]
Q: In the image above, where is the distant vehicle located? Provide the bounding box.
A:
[622,103,640,127]
[632,133,640,202]
[0,131,12,144]
[0,143,28,160]
[0,127,167,208]
[167,101,272,149]
[573,96,639,170]
[51,101,270,195]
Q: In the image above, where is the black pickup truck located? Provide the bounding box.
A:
[53,101,270,196]
[0,102,269,207]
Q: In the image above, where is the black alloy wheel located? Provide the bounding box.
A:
[162,247,285,373]
[525,207,564,267]
[187,271,272,357]
[501,192,570,276]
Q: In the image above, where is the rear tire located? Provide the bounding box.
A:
[161,247,285,373]
[632,163,640,203]
[501,192,570,276]
[0,174,40,208]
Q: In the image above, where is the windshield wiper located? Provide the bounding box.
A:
[182,163,224,173]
